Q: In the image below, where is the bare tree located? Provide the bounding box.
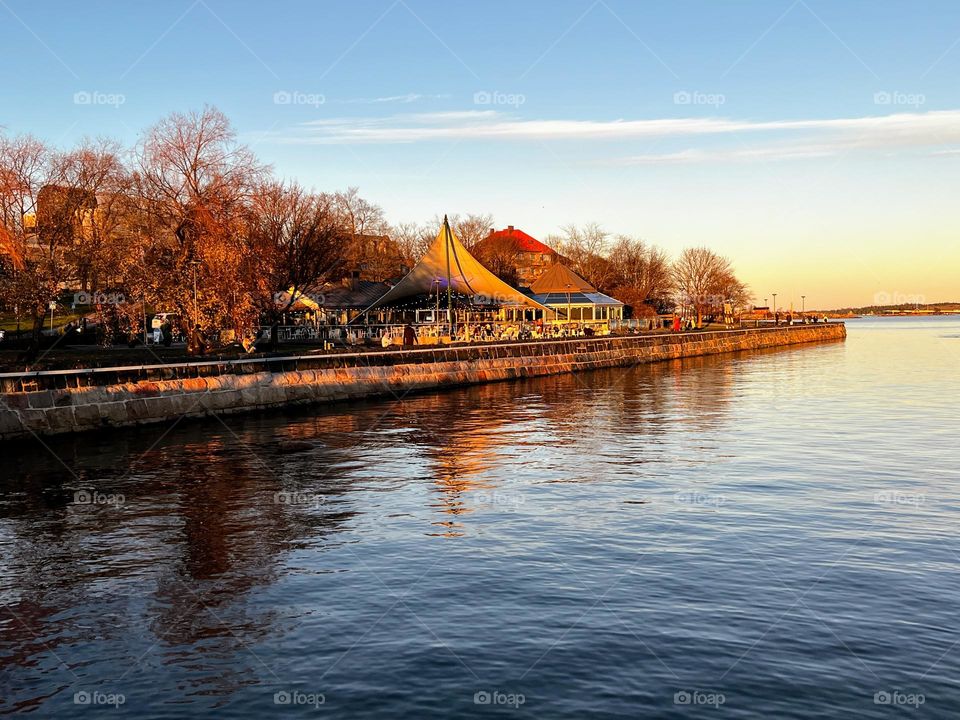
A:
[248,181,348,348]
[55,139,131,293]
[0,133,65,344]
[549,222,613,290]
[390,221,431,266]
[472,233,521,286]
[440,212,494,251]
[333,187,400,279]
[672,246,750,326]
[607,235,673,315]
[130,106,266,351]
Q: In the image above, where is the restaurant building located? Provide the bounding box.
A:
[527,263,624,330]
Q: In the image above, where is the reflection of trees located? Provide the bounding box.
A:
[0,422,359,707]
[0,342,780,709]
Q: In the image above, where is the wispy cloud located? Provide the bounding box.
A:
[608,144,841,165]
[333,92,450,105]
[260,110,960,161]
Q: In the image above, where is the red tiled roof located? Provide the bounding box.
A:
[480,226,556,254]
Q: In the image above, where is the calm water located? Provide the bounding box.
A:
[2,317,959,718]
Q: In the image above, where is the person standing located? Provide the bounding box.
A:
[402,323,417,348]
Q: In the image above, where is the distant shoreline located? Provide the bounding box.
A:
[818,312,960,318]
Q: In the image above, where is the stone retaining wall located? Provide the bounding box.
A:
[0,323,845,439]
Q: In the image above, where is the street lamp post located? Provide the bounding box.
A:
[772,293,778,325]
[565,283,572,335]
[434,278,441,336]
[801,295,806,316]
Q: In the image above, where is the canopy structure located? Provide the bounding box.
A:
[530,263,597,294]
[527,263,624,322]
[357,217,554,321]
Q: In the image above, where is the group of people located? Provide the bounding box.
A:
[773,312,829,325]
[381,321,605,348]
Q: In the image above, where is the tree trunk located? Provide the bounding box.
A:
[31,311,44,345]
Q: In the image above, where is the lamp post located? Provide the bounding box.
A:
[772,293,778,325]
[141,246,148,344]
[434,278,441,336]
[565,283,572,335]
[801,295,806,316]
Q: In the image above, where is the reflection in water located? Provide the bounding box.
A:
[0,350,743,710]
[0,349,749,704]
[12,326,946,718]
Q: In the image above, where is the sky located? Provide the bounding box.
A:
[2,0,958,309]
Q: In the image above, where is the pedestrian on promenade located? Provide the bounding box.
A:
[673,315,681,333]
[402,323,417,348]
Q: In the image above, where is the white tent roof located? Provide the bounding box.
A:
[360,218,553,315]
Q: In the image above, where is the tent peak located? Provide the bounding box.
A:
[354,219,555,318]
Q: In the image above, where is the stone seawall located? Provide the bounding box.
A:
[0,323,845,439]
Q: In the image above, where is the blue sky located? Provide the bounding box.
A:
[2,0,959,307]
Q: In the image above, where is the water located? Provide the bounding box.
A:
[1,317,958,718]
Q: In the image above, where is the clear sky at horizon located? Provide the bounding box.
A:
[2,0,958,308]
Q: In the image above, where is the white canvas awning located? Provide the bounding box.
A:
[358,217,554,317]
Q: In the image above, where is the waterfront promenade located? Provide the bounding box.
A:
[0,323,845,440]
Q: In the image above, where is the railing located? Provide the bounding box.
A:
[0,323,845,393]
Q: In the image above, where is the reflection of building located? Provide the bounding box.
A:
[528,263,624,329]
[473,225,557,286]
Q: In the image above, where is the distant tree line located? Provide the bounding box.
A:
[545,223,751,321]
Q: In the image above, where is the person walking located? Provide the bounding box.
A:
[402,323,417,348]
